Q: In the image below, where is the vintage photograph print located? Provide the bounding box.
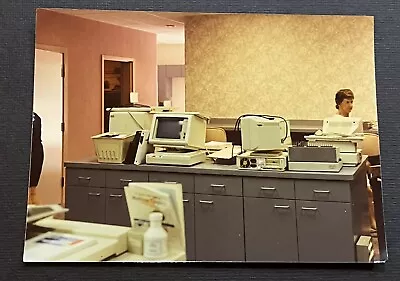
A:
[24,8,387,264]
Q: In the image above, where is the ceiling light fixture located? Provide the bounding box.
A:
[165,24,175,27]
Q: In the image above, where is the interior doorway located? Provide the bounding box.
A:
[101,55,135,133]
[171,77,185,112]
[33,48,65,205]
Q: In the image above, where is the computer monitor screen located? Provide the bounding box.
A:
[149,113,207,150]
[155,117,186,139]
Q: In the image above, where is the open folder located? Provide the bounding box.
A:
[124,182,186,252]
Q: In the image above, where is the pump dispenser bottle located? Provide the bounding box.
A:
[143,212,168,259]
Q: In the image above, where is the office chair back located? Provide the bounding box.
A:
[361,133,386,260]
[361,133,380,157]
[206,127,227,142]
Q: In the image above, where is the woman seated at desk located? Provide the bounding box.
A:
[333,88,380,234]
[334,88,354,118]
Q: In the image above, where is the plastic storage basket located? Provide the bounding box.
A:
[91,133,135,163]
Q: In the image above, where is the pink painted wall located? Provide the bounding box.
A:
[35,9,158,161]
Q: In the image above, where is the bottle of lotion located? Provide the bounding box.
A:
[143,212,168,259]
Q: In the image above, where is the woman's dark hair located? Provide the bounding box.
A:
[335,89,354,109]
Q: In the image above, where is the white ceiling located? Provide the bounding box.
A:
[50,9,213,44]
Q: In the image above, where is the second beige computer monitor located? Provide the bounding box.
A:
[148,112,209,150]
[108,107,153,134]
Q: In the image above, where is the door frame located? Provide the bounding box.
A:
[101,55,136,133]
[35,43,68,206]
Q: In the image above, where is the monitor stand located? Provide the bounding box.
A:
[145,149,206,166]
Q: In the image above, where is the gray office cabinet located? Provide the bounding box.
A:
[65,169,148,226]
[194,194,245,261]
[148,172,196,261]
[244,197,298,262]
[64,157,370,263]
[194,174,244,261]
[65,168,106,224]
[295,179,356,262]
[243,177,298,262]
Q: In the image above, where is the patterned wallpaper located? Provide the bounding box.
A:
[185,14,377,121]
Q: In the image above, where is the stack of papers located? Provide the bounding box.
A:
[26,204,69,224]
[207,145,242,160]
[205,141,233,151]
[24,232,98,262]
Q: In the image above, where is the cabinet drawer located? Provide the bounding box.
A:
[105,170,148,189]
[195,175,242,196]
[66,168,106,187]
[149,172,194,193]
[243,177,295,199]
[295,180,351,202]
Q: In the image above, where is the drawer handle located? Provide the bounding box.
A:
[199,200,214,204]
[165,181,177,184]
[210,184,225,189]
[109,194,123,198]
[88,192,100,196]
[260,187,276,191]
[301,207,318,211]
[274,205,290,209]
[183,199,189,203]
[313,190,330,194]
[78,176,91,181]
[120,179,133,183]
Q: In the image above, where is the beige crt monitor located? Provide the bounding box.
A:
[108,107,153,134]
[322,116,363,136]
[240,116,290,151]
[148,112,209,150]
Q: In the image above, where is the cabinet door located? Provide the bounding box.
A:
[65,186,89,222]
[244,197,298,262]
[105,188,131,227]
[65,186,106,224]
[296,200,354,262]
[182,193,195,261]
[85,187,106,224]
[195,194,245,261]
